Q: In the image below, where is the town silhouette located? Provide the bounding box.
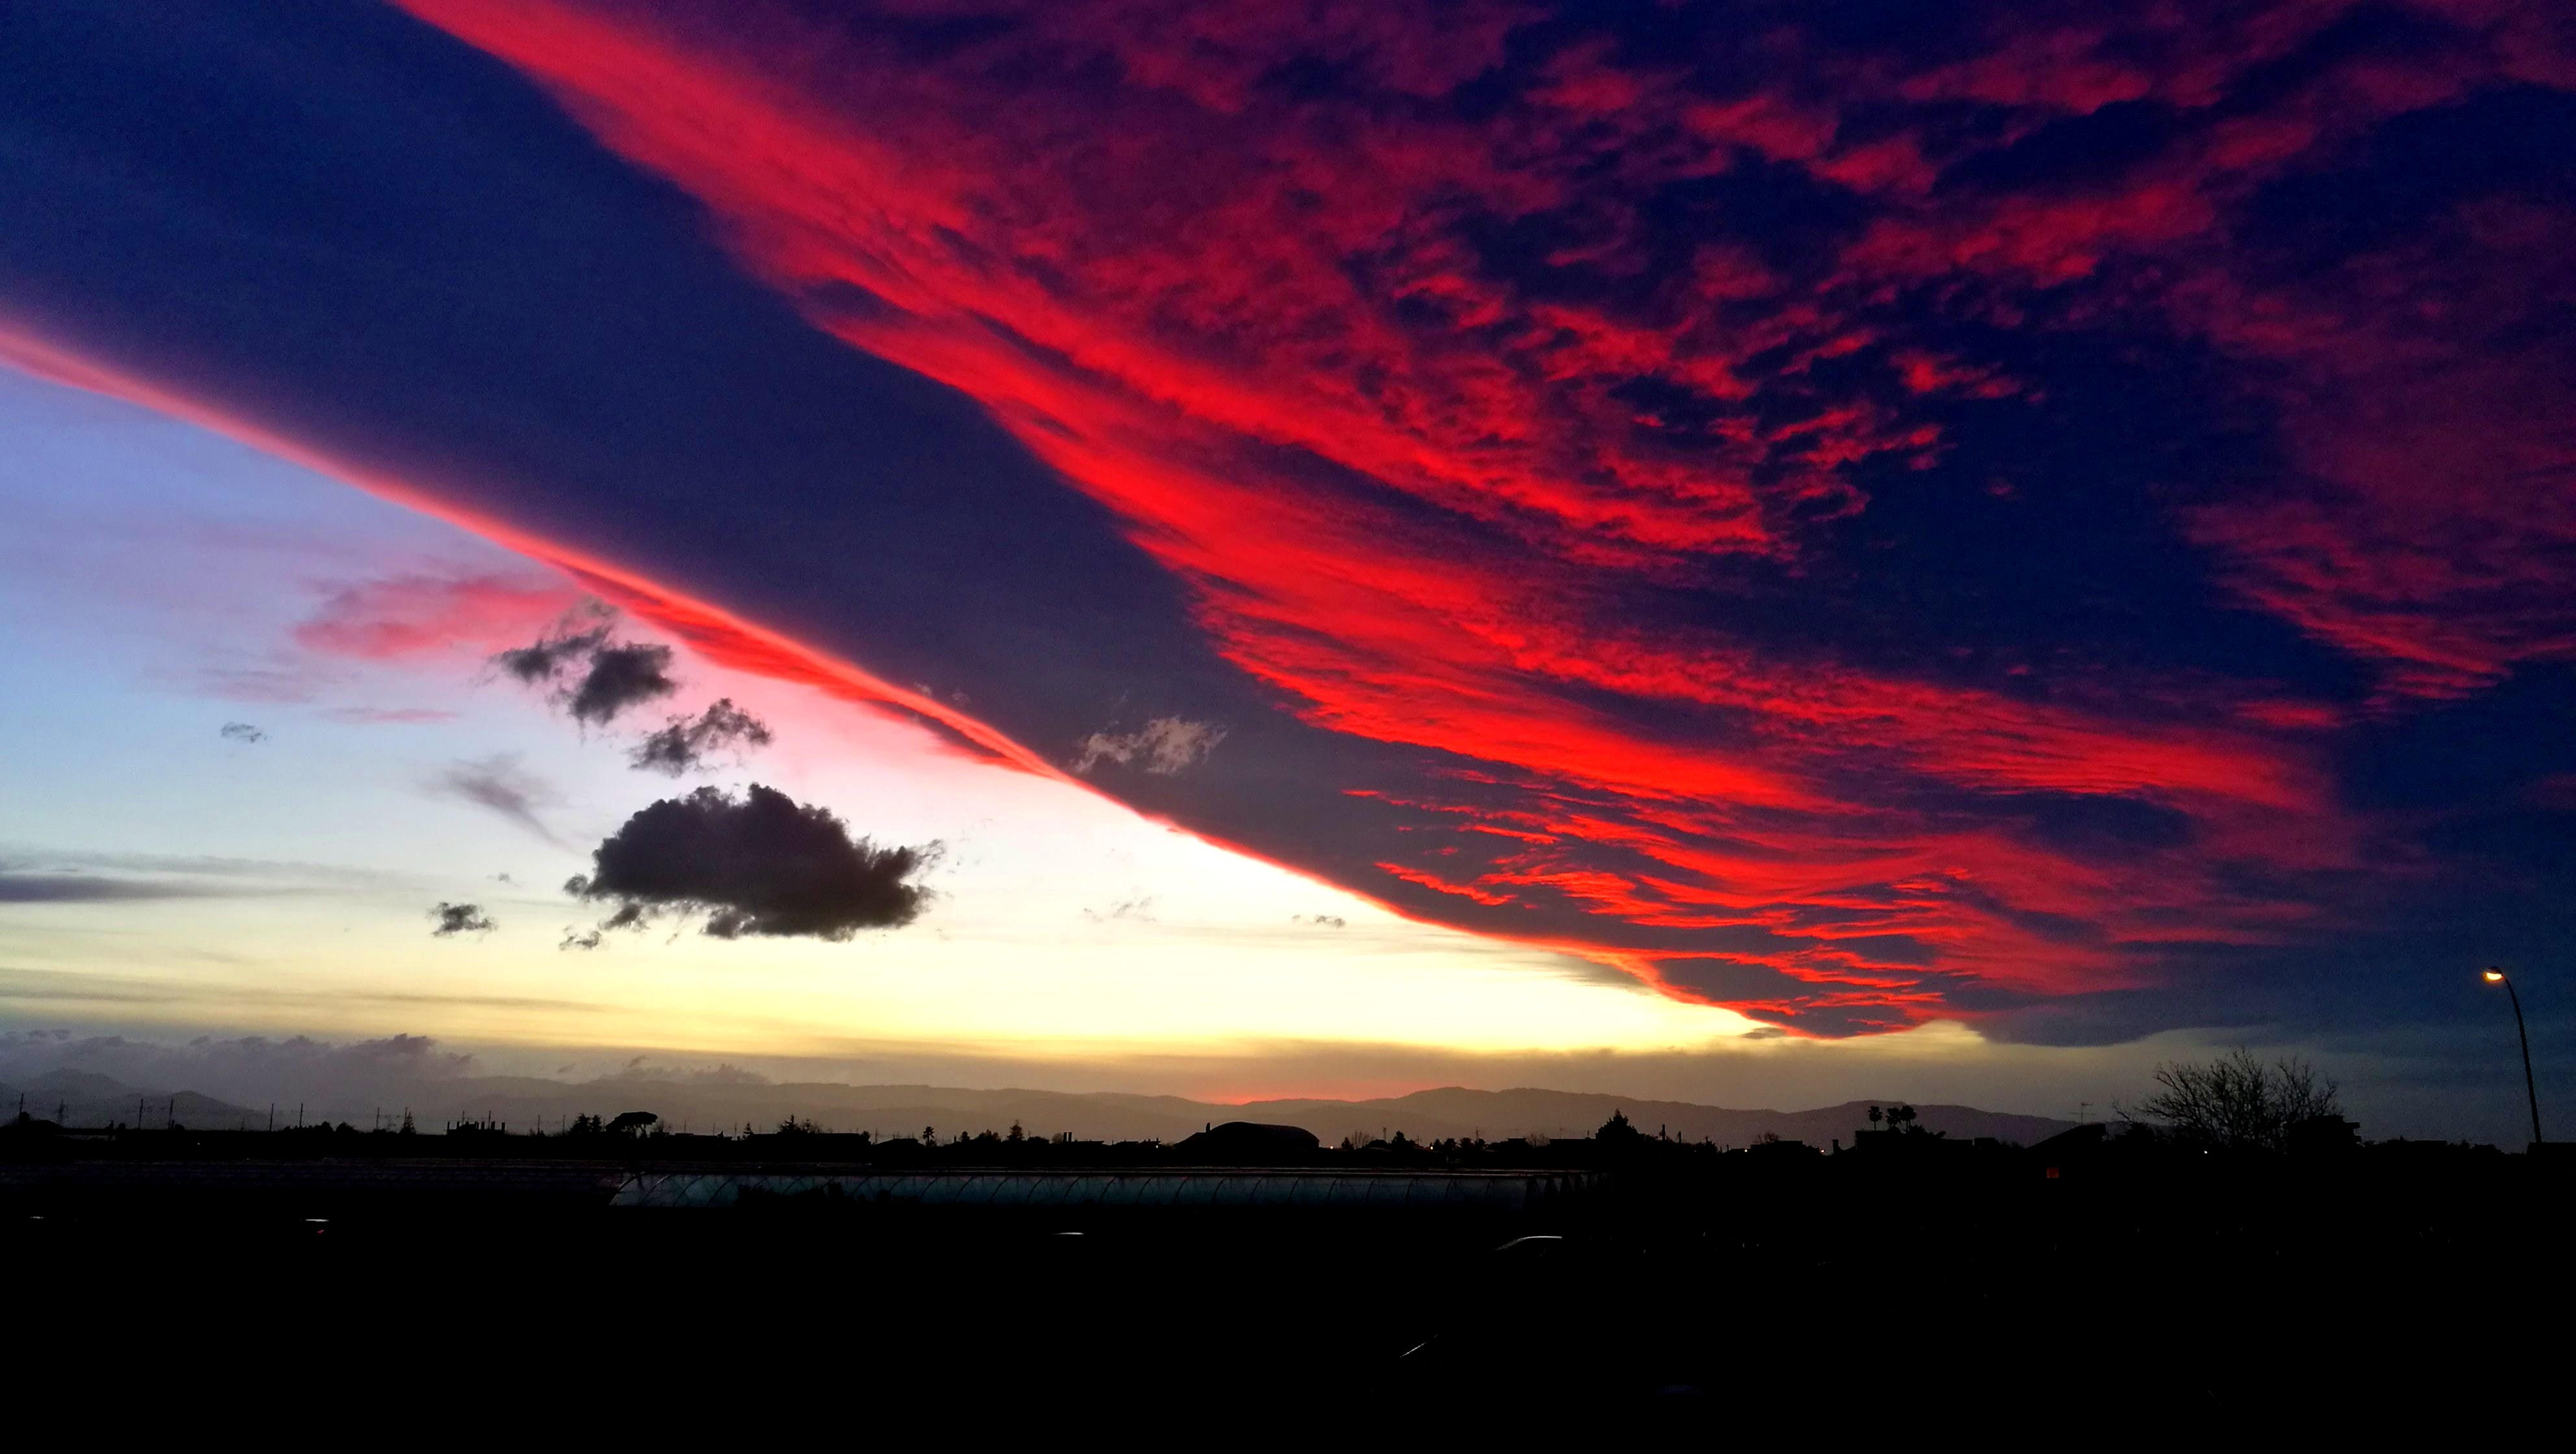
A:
[8,1051,2564,1418]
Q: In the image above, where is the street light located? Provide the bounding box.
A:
[2483,967,2543,1147]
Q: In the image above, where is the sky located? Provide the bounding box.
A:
[2,0,2571,1139]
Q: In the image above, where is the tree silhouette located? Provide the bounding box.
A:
[2125,1049,2341,1152]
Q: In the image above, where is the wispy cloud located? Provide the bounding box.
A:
[297,569,578,660]
[0,872,259,904]
[1082,894,1156,924]
[426,754,564,845]
[1072,717,1226,776]
[324,706,458,724]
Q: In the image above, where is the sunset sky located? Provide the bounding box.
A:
[4,0,2571,1139]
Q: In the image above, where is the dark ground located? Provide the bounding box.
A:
[8,1142,2568,1428]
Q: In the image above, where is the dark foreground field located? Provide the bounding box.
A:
[10,1149,2568,1427]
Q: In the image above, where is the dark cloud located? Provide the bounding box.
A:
[218,721,266,744]
[428,754,562,845]
[494,613,679,726]
[430,902,495,937]
[568,641,678,724]
[566,783,937,941]
[493,619,612,685]
[558,926,602,951]
[630,698,774,776]
[1292,913,1347,930]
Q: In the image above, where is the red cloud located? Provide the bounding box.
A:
[30,1,2561,1033]
[293,571,580,660]
[2175,197,2576,701]
[371,0,2571,1030]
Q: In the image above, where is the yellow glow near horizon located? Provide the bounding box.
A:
[0,883,1761,1062]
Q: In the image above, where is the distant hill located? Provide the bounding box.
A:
[1,1070,269,1131]
[147,1075,2075,1148]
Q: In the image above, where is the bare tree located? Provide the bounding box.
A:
[2124,1048,2341,1152]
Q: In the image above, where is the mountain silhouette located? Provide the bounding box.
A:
[0,1072,267,1129]
[12,1071,2076,1147]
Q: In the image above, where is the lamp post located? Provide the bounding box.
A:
[2483,968,2544,1146]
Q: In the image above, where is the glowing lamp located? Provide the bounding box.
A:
[2484,969,2507,983]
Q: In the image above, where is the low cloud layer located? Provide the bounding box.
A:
[630,698,774,776]
[1072,716,1226,776]
[0,1030,480,1127]
[567,783,937,941]
[430,901,495,937]
[0,872,241,904]
[428,754,562,845]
